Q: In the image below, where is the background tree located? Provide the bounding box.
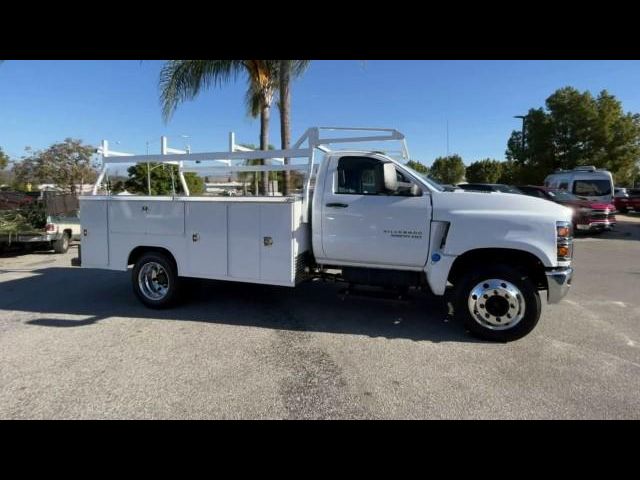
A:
[279,60,310,195]
[12,139,97,194]
[0,147,8,170]
[405,159,429,176]
[465,158,503,183]
[124,163,204,195]
[160,60,279,195]
[429,155,466,184]
[0,147,9,186]
[497,159,522,185]
[506,87,640,185]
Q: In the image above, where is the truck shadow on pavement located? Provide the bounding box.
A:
[0,266,484,343]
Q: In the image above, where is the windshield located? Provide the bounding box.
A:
[495,185,522,194]
[401,163,445,192]
[548,190,580,202]
[573,179,612,196]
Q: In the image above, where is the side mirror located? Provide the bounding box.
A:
[410,184,423,197]
[383,163,398,192]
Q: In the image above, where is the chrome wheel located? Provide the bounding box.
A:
[467,278,526,331]
[138,262,170,301]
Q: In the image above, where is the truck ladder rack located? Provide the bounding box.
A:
[91,126,409,223]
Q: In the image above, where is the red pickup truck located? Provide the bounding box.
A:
[518,185,616,232]
[614,189,640,213]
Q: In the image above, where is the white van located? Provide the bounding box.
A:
[544,166,614,203]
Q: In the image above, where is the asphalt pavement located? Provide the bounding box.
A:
[1,214,639,419]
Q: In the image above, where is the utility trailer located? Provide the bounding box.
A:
[79,127,574,342]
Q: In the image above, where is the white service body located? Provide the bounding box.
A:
[80,196,309,287]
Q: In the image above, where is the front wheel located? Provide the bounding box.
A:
[132,252,180,308]
[452,265,541,342]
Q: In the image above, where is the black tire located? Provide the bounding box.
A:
[452,264,541,342]
[619,207,628,214]
[52,233,70,254]
[132,251,181,309]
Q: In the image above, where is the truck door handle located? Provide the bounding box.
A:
[326,203,349,208]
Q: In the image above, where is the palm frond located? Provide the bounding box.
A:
[159,60,244,122]
[291,60,310,77]
[243,60,278,118]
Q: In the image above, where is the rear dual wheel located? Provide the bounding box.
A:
[132,252,180,308]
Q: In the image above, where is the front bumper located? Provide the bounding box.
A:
[575,220,615,231]
[545,267,573,303]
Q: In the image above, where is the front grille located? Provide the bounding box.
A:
[590,211,614,220]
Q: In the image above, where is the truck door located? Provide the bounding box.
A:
[321,155,431,268]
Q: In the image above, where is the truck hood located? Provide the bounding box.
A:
[429,190,573,268]
[432,190,573,222]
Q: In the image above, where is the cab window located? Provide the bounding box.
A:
[335,156,385,195]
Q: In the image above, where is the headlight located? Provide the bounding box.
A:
[557,221,573,261]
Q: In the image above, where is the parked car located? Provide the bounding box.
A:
[0,191,80,253]
[614,187,629,198]
[544,166,614,203]
[517,185,616,232]
[457,183,523,194]
[614,188,640,213]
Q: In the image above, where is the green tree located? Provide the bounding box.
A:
[497,159,522,185]
[0,147,9,186]
[12,139,97,194]
[278,60,310,195]
[0,147,8,170]
[124,163,204,196]
[429,155,466,184]
[465,159,503,183]
[405,160,429,176]
[160,60,280,195]
[506,87,640,185]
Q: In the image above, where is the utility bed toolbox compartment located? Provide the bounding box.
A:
[79,196,309,287]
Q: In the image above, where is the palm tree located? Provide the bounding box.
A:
[159,60,279,195]
[278,60,310,195]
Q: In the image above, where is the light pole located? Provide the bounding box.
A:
[514,115,526,154]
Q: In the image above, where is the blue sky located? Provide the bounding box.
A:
[2,60,640,167]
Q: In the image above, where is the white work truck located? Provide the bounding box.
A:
[78,127,574,341]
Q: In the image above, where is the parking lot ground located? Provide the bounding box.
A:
[1,214,639,419]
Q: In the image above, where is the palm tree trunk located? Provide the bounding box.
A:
[260,105,270,195]
[280,60,292,196]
